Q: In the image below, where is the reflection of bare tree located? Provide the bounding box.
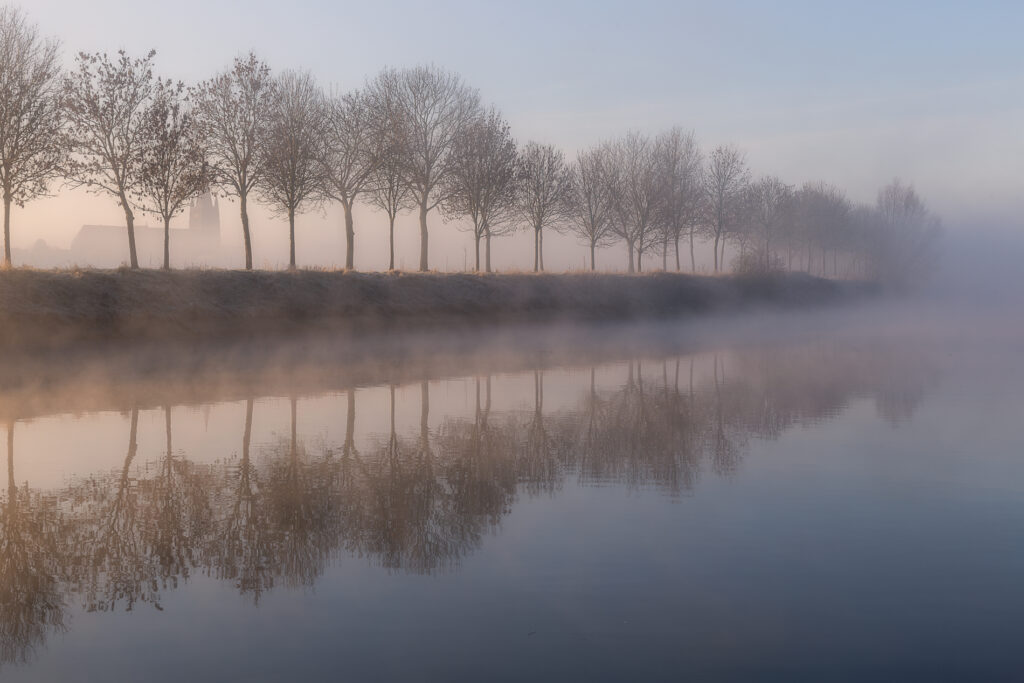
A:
[0,340,942,664]
[707,355,743,476]
[263,397,337,588]
[352,382,478,573]
[521,371,563,495]
[213,399,274,602]
[0,422,66,667]
[73,407,161,612]
[142,407,212,592]
[437,377,517,533]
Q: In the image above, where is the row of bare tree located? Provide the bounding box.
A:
[0,6,940,284]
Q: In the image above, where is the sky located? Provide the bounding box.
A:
[15,0,1024,271]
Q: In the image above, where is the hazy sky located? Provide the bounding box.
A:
[16,0,1024,269]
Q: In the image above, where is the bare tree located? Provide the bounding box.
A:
[794,181,849,276]
[193,54,274,270]
[868,179,942,287]
[134,80,206,270]
[653,128,702,271]
[567,143,617,271]
[442,107,518,272]
[368,65,480,271]
[0,7,64,268]
[364,109,413,270]
[259,70,329,270]
[63,49,157,269]
[745,175,793,271]
[516,142,573,272]
[701,144,749,272]
[323,88,377,269]
[607,132,662,272]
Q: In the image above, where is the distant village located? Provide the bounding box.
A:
[15,193,228,268]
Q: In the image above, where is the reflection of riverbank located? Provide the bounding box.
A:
[0,341,938,668]
[0,305,919,423]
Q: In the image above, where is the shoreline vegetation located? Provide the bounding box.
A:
[0,268,873,348]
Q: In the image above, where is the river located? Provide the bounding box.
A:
[1,304,1022,681]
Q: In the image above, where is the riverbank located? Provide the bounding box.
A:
[0,268,874,347]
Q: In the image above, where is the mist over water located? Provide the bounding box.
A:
[1,303,1023,681]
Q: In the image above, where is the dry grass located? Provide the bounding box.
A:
[0,267,871,347]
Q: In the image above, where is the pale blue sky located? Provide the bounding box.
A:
[18,0,1024,267]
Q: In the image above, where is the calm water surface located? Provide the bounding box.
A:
[2,307,1023,681]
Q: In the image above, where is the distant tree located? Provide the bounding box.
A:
[0,7,64,268]
[868,179,942,288]
[515,142,573,272]
[567,143,617,271]
[323,89,377,270]
[193,53,274,270]
[794,181,849,276]
[134,80,206,270]
[63,49,157,269]
[745,175,793,271]
[442,107,518,272]
[653,128,702,271]
[607,132,662,272]
[367,65,480,271]
[259,70,329,270]
[701,145,749,272]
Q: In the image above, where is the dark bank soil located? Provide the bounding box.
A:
[0,268,875,348]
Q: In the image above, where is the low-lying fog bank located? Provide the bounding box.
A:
[0,298,1007,422]
[0,269,873,347]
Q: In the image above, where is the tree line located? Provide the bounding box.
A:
[0,6,941,285]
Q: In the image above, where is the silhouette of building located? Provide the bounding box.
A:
[188,191,221,237]
[69,192,223,267]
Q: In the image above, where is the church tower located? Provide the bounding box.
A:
[188,191,221,240]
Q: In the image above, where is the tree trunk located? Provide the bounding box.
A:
[343,200,355,270]
[122,195,139,269]
[418,201,429,271]
[720,238,726,271]
[539,229,544,271]
[2,196,11,268]
[689,229,696,272]
[674,236,680,271]
[163,216,171,270]
[590,240,596,271]
[662,237,668,270]
[288,207,296,270]
[637,248,643,273]
[388,214,396,270]
[533,227,540,273]
[713,232,720,272]
[240,193,253,270]
[627,242,635,273]
[474,230,480,272]
[485,227,492,273]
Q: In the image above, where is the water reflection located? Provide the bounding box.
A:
[0,341,938,668]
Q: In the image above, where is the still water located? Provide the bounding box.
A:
[1,307,1023,681]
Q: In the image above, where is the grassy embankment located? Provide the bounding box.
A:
[0,268,874,347]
